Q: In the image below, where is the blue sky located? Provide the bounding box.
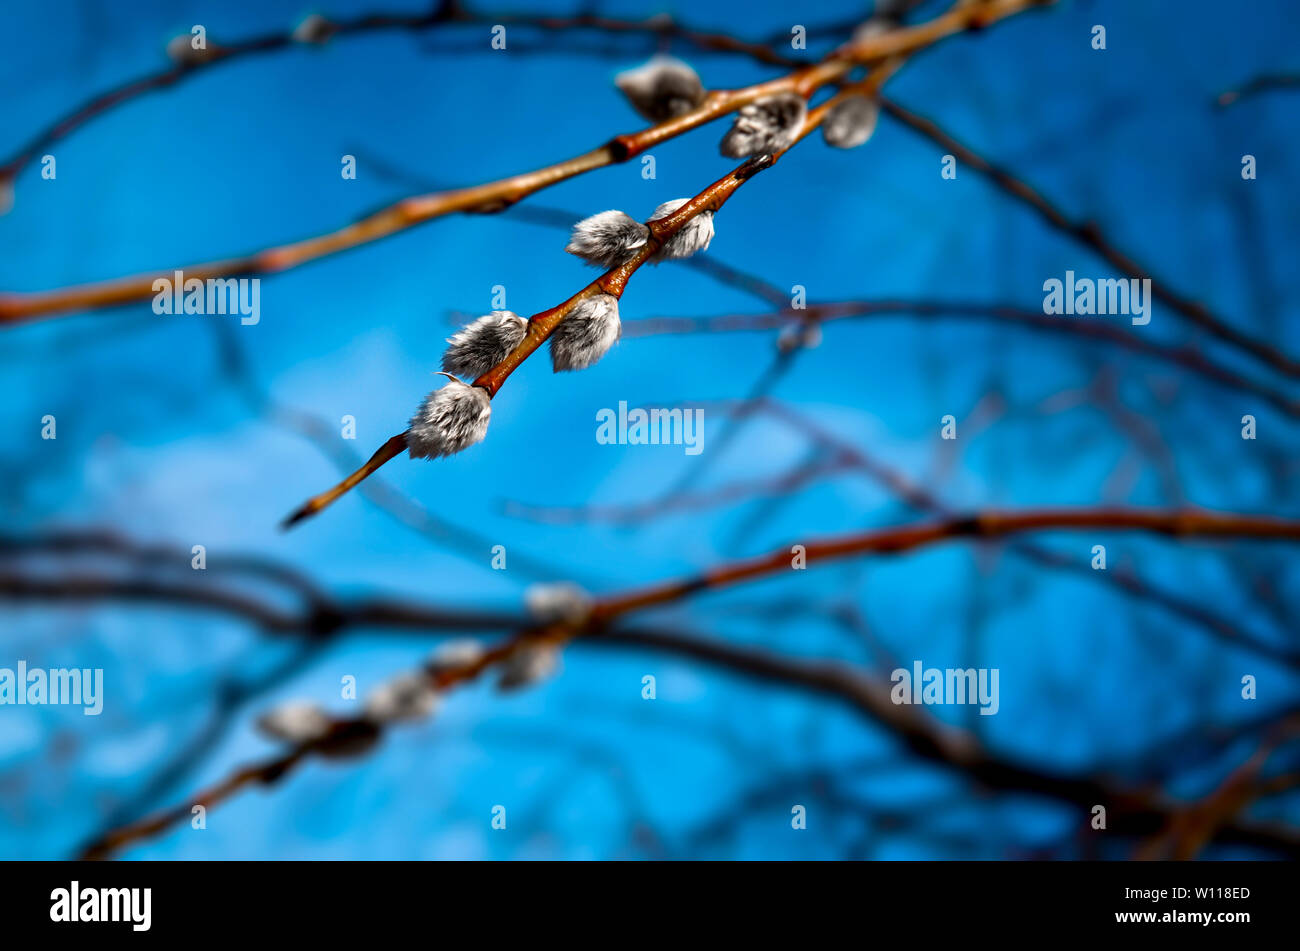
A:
[0,0,1297,858]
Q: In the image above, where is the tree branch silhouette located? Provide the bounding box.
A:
[1216,72,1300,108]
[621,300,1300,418]
[878,97,1300,379]
[59,506,1300,857]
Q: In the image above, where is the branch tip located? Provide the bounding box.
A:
[280,431,410,529]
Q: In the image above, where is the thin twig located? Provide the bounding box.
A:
[281,56,919,526]
[209,320,587,581]
[878,97,1300,379]
[622,300,1300,418]
[1216,73,1300,108]
[0,0,1049,325]
[0,0,833,188]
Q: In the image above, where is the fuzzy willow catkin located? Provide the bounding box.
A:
[364,673,440,724]
[427,639,487,676]
[648,199,715,261]
[525,582,593,624]
[497,644,561,691]
[822,95,880,149]
[566,210,650,268]
[407,377,492,458]
[614,55,706,122]
[550,294,622,371]
[442,311,527,379]
[720,93,807,158]
[256,701,331,743]
[292,13,335,44]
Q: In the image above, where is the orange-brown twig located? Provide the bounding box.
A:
[0,1,827,192]
[0,0,1048,325]
[279,50,922,528]
[281,152,778,527]
[587,507,1300,619]
[280,433,408,528]
[508,396,1298,667]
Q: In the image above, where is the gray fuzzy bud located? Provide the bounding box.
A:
[257,701,332,744]
[293,14,336,44]
[720,93,807,158]
[407,377,491,458]
[524,582,593,625]
[615,55,706,122]
[427,639,487,676]
[823,95,880,149]
[364,672,440,724]
[497,644,561,691]
[777,322,823,353]
[566,210,650,269]
[648,199,715,262]
[851,16,896,46]
[442,311,527,379]
[550,295,621,372]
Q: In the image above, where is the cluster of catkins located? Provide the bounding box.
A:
[408,208,713,460]
[617,52,882,156]
[405,48,882,462]
[256,626,569,744]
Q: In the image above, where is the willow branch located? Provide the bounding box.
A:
[78,505,1300,858]
[0,0,1050,325]
[210,320,587,581]
[279,154,769,528]
[0,0,831,192]
[279,51,927,527]
[587,508,1300,617]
